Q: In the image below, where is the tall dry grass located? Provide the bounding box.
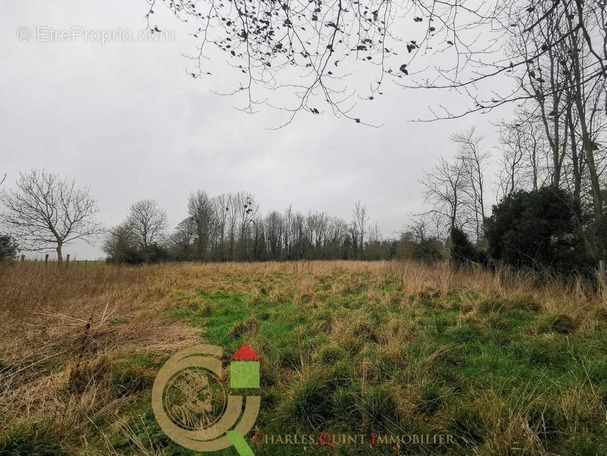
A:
[0,262,200,448]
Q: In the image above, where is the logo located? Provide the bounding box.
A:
[152,344,260,454]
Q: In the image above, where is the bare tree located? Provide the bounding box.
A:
[307,211,329,256]
[236,192,258,260]
[496,114,550,199]
[171,217,197,259]
[292,212,306,259]
[347,220,360,260]
[283,205,293,259]
[126,199,169,249]
[353,201,368,259]
[508,5,607,258]
[0,170,101,262]
[451,128,489,240]
[421,156,470,235]
[265,211,284,259]
[188,190,214,260]
[327,216,348,258]
[225,193,239,259]
[211,194,229,260]
[497,121,526,199]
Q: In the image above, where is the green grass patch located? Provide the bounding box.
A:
[0,422,66,456]
[137,272,607,454]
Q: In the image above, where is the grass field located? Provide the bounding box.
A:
[1,261,607,455]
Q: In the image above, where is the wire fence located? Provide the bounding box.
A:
[18,254,106,268]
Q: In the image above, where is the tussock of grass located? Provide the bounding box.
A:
[0,421,66,456]
[278,371,338,430]
[477,295,541,314]
[533,313,578,334]
[227,317,260,338]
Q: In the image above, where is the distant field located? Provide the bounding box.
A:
[1,261,607,455]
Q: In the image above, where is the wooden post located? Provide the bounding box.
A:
[66,254,70,267]
[20,254,25,262]
[597,260,606,295]
[45,253,49,265]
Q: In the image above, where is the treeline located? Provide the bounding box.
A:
[2,168,604,276]
[102,192,406,264]
[0,170,449,265]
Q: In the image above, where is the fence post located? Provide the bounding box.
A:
[66,254,70,267]
[596,259,606,295]
[45,253,49,265]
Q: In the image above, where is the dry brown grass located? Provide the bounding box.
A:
[0,262,200,444]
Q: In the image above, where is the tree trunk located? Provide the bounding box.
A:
[566,104,582,218]
[56,243,63,263]
[360,232,364,260]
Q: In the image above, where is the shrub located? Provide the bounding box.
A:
[103,223,171,264]
[144,243,171,263]
[0,233,18,261]
[449,227,482,266]
[485,187,593,273]
[397,233,444,263]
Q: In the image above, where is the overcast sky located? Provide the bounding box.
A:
[2,0,510,259]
